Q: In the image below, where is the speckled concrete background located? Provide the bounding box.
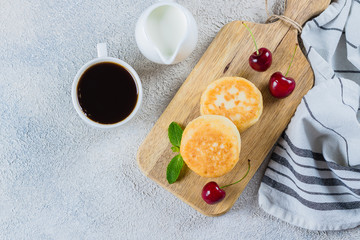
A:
[0,0,359,239]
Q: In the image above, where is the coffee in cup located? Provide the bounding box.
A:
[72,43,142,128]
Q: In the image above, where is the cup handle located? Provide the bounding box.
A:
[97,43,108,58]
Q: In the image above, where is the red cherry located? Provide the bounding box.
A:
[249,48,272,72]
[201,160,251,205]
[243,23,272,72]
[202,182,226,204]
[269,72,296,98]
[269,44,298,99]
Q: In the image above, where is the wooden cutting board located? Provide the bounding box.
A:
[137,0,330,216]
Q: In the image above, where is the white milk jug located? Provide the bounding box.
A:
[135,0,198,64]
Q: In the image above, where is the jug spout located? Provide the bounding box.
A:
[154,36,185,65]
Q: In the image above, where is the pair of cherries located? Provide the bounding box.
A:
[244,23,296,99]
[202,24,298,205]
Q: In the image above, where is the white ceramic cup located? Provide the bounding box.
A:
[71,43,143,128]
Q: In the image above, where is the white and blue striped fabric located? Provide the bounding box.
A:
[258,0,360,230]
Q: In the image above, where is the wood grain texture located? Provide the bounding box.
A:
[137,0,330,216]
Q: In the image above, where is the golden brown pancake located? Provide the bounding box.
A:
[200,77,263,132]
[180,115,241,178]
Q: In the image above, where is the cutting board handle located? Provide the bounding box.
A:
[283,0,330,27]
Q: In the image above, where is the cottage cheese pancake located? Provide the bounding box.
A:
[180,115,241,178]
[200,77,263,132]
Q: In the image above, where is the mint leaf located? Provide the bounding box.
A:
[168,122,183,147]
[171,146,180,152]
[166,154,184,184]
[167,122,184,184]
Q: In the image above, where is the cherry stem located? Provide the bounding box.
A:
[285,44,298,77]
[243,23,259,55]
[221,160,251,189]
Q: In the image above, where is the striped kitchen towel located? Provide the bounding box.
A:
[258,0,360,231]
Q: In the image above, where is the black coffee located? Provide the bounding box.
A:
[77,62,138,124]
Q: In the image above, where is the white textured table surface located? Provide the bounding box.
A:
[1,0,359,239]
